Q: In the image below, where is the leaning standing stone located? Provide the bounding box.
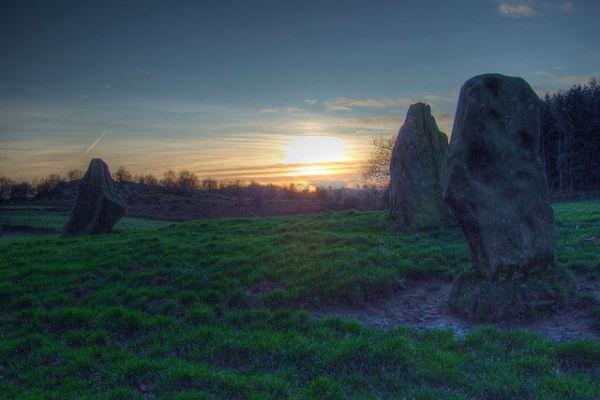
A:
[389,102,449,229]
[62,159,125,236]
[444,73,554,277]
[444,74,568,321]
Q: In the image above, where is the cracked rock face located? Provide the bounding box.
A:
[389,102,450,229]
[443,74,555,278]
[62,158,125,237]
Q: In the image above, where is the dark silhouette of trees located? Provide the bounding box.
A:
[35,174,62,197]
[135,173,159,186]
[201,178,218,191]
[176,170,199,194]
[161,170,177,192]
[0,177,13,202]
[541,78,600,195]
[10,182,31,201]
[114,166,133,183]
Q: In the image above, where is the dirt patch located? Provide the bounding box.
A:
[312,276,600,342]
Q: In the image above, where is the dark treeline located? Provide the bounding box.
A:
[541,78,600,195]
[0,167,386,211]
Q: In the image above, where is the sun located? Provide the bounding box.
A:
[283,135,348,164]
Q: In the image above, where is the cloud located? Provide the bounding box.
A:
[260,106,304,113]
[560,2,573,12]
[422,94,453,104]
[531,69,596,87]
[304,99,317,105]
[326,97,414,111]
[532,70,555,78]
[498,3,539,17]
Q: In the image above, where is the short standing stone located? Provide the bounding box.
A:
[389,102,450,229]
[443,73,555,278]
[62,159,125,236]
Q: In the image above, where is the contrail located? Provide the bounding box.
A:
[82,130,106,157]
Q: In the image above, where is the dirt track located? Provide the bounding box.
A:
[312,276,600,342]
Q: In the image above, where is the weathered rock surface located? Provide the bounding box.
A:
[62,159,125,236]
[443,73,555,279]
[389,102,449,229]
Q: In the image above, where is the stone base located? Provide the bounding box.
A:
[448,268,574,322]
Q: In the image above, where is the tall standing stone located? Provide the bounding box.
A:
[389,102,449,229]
[62,159,125,237]
[443,74,555,279]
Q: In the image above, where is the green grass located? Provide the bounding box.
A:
[0,201,599,399]
[0,206,170,237]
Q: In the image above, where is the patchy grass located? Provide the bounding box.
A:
[0,201,599,398]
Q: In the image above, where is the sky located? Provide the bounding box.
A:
[1,0,599,186]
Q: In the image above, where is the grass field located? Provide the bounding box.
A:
[0,201,599,399]
[0,206,170,238]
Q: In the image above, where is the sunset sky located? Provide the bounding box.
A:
[1,0,599,186]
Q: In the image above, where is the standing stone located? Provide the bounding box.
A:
[389,102,449,229]
[62,159,125,236]
[444,73,555,279]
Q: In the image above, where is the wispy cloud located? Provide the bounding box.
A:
[498,2,539,17]
[423,94,453,104]
[531,69,596,86]
[326,97,414,111]
[559,2,573,12]
[260,106,304,113]
[498,1,574,17]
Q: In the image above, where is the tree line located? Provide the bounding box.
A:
[0,167,304,202]
[362,78,600,197]
[0,166,386,212]
[541,78,600,194]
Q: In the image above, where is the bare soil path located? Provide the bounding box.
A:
[312,276,600,342]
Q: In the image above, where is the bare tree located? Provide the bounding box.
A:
[176,170,199,194]
[114,166,132,183]
[161,170,177,192]
[135,173,159,186]
[201,178,218,191]
[67,169,83,181]
[361,136,395,187]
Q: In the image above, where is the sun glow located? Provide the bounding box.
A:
[283,135,348,164]
[281,135,350,177]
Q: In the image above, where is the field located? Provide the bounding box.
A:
[0,206,170,238]
[0,201,599,399]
